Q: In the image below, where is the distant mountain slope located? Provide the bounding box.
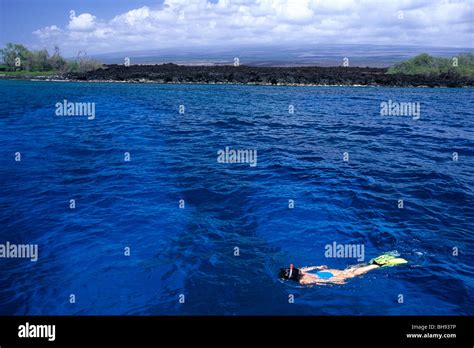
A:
[87,44,474,67]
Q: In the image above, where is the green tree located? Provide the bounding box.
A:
[0,43,31,70]
[49,46,67,71]
[30,49,51,71]
[388,53,474,77]
[412,53,434,67]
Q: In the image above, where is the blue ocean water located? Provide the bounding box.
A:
[0,80,473,315]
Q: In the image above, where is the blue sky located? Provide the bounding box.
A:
[1,0,473,56]
[0,0,161,46]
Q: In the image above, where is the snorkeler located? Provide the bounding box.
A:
[279,253,408,285]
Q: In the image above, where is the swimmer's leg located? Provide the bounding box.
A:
[345,264,380,277]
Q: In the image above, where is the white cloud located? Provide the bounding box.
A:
[112,6,150,26]
[32,25,62,40]
[32,0,474,55]
[68,13,97,31]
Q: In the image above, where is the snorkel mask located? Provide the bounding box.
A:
[279,263,300,281]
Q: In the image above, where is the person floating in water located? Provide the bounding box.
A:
[279,253,408,285]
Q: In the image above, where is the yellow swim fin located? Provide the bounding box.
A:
[370,254,408,267]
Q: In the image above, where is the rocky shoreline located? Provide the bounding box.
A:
[68,64,474,87]
[2,64,473,87]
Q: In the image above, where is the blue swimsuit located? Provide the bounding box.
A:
[315,271,334,280]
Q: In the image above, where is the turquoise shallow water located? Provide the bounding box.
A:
[0,80,473,315]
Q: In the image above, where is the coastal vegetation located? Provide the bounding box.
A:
[387,53,474,77]
[0,43,102,76]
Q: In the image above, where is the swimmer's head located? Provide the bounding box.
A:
[279,264,302,282]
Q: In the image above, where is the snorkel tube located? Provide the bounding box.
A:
[288,263,294,279]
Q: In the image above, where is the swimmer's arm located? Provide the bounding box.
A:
[300,265,328,272]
